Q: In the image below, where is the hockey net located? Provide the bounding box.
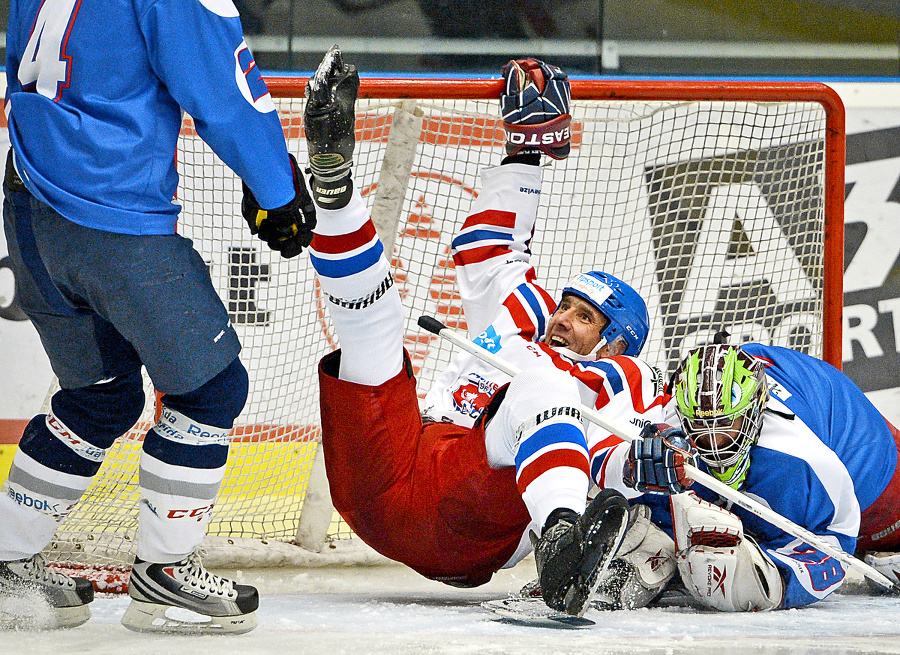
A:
[42,78,844,588]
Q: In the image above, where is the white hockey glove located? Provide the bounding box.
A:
[500,58,571,160]
[594,504,677,609]
[671,491,784,612]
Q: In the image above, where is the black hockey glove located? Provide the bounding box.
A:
[500,58,571,160]
[304,44,359,210]
[623,423,696,494]
[241,154,316,259]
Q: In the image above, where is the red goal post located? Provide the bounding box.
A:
[44,77,845,586]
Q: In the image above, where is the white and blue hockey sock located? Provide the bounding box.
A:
[136,358,247,562]
[0,372,145,560]
[308,189,404,386]
[484,367,591,530]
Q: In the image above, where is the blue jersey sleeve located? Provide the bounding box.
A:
[140,0,294,209]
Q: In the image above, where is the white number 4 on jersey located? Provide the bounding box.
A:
[18,0,81,101]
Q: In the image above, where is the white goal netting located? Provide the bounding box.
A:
[43,80,844,583]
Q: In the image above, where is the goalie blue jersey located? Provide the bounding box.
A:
[6,0,294,235]
[643,343,897,609]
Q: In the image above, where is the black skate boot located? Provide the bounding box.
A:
[0,553,94,629]
[121,552,258,634]
[532,488,629,616]
[304,45,359,210]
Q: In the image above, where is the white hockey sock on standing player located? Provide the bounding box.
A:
[136,406,228,562]
[0,413,100,560]
[308,189,404,386]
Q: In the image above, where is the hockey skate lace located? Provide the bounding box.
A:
[179,553,235,598]
[21,553,74,589]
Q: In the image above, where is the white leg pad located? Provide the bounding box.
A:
[864,552,900,593]
[596,504,676,609]
[671,492,784,611]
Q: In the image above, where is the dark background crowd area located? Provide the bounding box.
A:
[1,0,898,77]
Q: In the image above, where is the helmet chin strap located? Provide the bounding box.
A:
[551,337,608,362]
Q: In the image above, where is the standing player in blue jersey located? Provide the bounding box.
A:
[1,0,315,633]
[600,342,900,612]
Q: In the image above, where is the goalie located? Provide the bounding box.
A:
[303,47,676,617]
[600,343,900,612]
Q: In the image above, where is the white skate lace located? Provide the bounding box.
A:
[20,553,75,589]
[177,553,235,598]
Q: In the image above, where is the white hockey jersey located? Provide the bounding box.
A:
[421,163,667,474]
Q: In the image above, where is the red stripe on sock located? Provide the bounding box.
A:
[311,220,377,254]
[517,449,590,494]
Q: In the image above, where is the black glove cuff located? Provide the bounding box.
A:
[501,151,542,167]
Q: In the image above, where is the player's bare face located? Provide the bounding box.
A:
[544,295,609,356]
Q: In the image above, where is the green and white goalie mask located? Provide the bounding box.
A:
[672,345,769,489]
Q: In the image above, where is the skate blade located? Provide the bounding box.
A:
[121,599,257,635]
[481,598,595,628]
[0,589,91,630]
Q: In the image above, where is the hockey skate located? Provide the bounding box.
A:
[532,489,630,616]
[304,45,359,209]
[0,553,94,629]
[121,553,258,634]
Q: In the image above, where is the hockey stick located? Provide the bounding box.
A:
[417,315,900,594]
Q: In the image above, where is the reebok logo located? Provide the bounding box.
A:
[8,488,62,515]
[708,565,728,597]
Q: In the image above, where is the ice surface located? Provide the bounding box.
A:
[4,559,900,655]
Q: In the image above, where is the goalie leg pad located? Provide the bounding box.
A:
[595,504,677,609]
[671,492,783,611]
[864,552,900,594]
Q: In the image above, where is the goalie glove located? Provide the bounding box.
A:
[304,44,359,209]
[623,423,697,494]
[241,154,316,259]
[500,58,571,160]
[671,491,784,612]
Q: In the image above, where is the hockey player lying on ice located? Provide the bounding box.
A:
[594,342,900,612]
[302,47,675,617]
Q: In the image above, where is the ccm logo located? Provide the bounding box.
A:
[167,504,215,521]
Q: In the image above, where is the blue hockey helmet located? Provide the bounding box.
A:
[560,271,650,356]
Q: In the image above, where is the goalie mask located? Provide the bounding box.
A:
[672,345,769,489]
[559,271,649,358]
